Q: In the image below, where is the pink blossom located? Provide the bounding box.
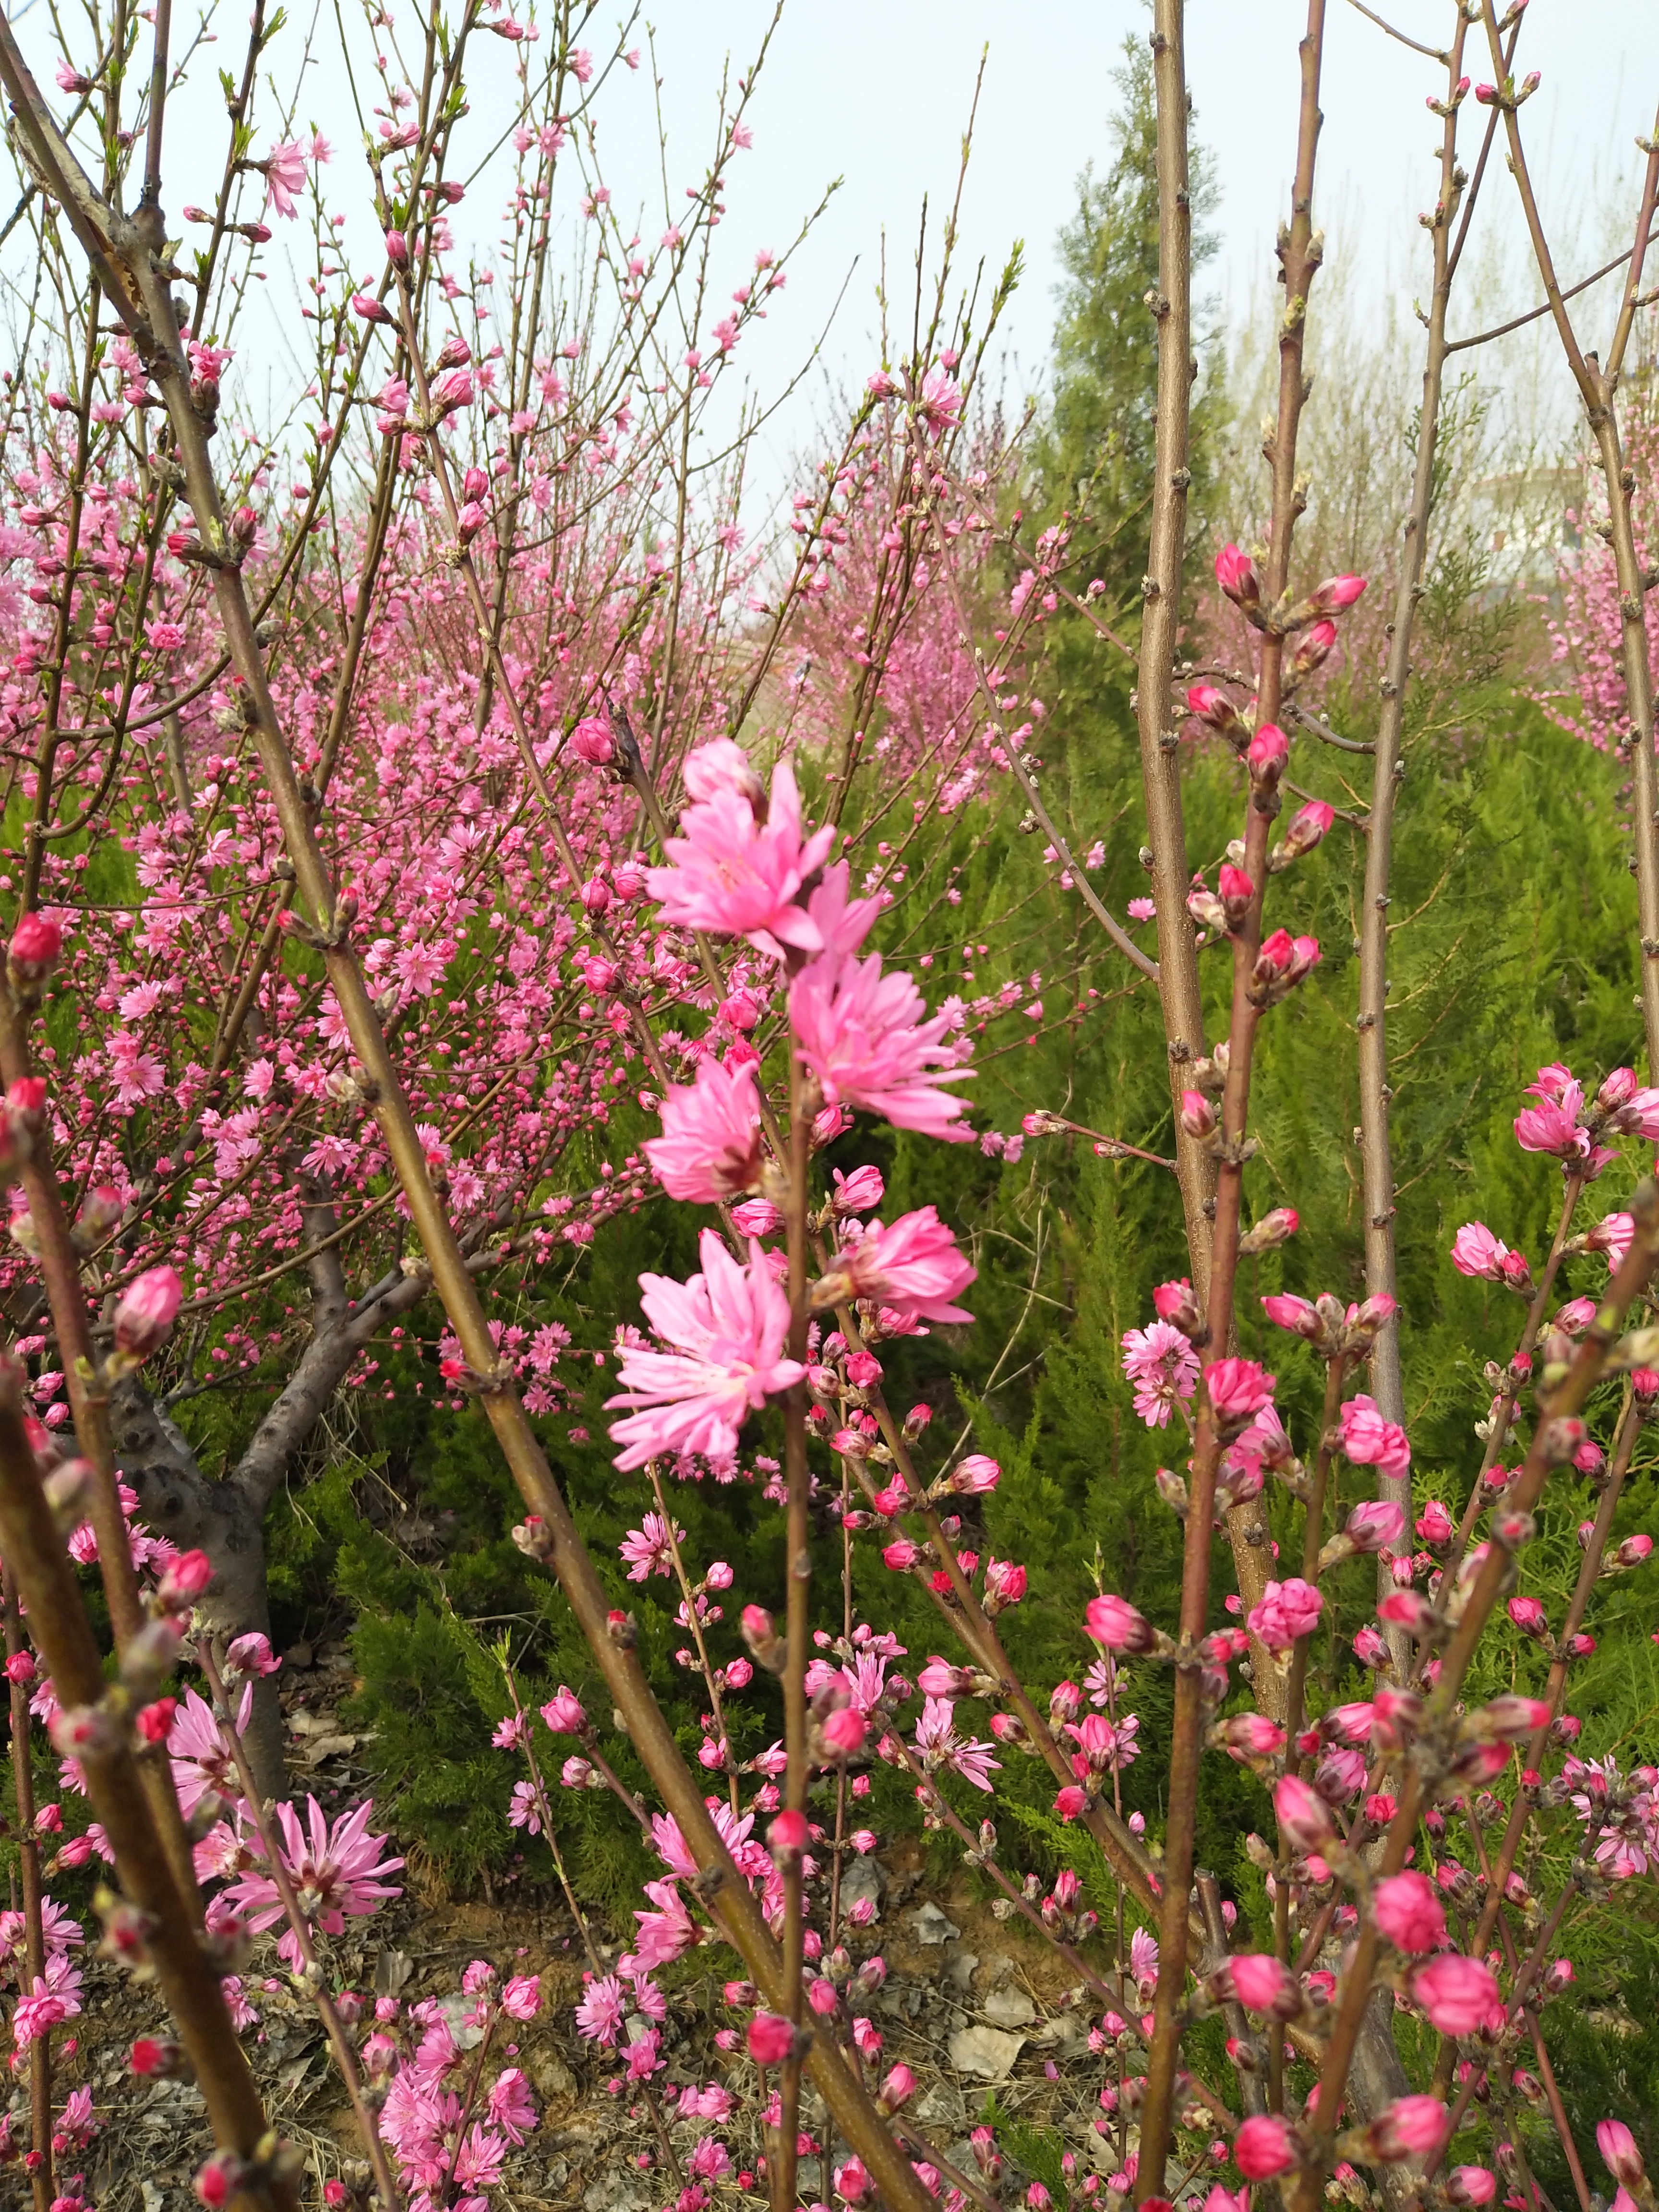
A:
[1280,798,1334,859]
[1449,2169,1498,2205]
[829,1206,975,1323]
[831,1164,885,1214]
[1338,1394,1410,1479]
[1205,1357,1274,1424]
[1367,2095,1448,2162]
[575,1974,627,2044]
[487,2065,538,2145]
[913,1695,1000,1790]
[1597,2122,1645,2189]
[1247,1578,1322,1659]
[1309,573,1368,613]
[1344,1499,1407,1552]
[644,1058,763,1202]
[1234,2114,1298,2179]
[540,1686,586,1733]
[113,1266,182,1358]
[618,1511,684,1581]
[748,2011,796,2064]
[789,949,972,1141]
[1274,1772,1335,1852]
[1084,1595,1157,1654]
[1213,1952,1301,2017]
[606,1229,805,1470]
[1411,1953,1501,2036]
[646,751,832,957]
[222,1797,402,1970]
[501,1974,542,2020]
[1372,1871,1444,1954]
[914,366,962,439]
[950,1453,1000,1494]
[264,140,307,218]
[1515,1100,1588,1158]
[1120,1320,1199,1428]
[1215,544,1261,609]
[619,1878,697,1974]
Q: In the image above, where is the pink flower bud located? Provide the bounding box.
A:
[878,2061,917,2114]
[1372,1871,1444,1955]
[1597,2121,1645,2190]
[808,1975,840,2015]
[1279,799,1334,861]
[1247,724,1288,784]
[1214,1953,1302,2018]
[1218,863,1255,921]
[1187,683,1241,732]
[1084,1594,1156,1654]
[1233,2114,1298,2180]
[846,1350,883,1388]
[1367,2095,1448,2162]
[385,227,409,264]
[1289,618,1338,676]
[747,2011,796,2065]
[1215,544,1261,608]
[1274,1772,1335,1853]
[1179,1089,1217,1139]
[579,874,610,915]
[1238,1207,1298,1255]
[1310,573,1368,614]
[1344,1500,1406,1554]
[157,1549,214,1608]
[539,1686,586,1734]
[1448,2169,1498,2206]
[1262,1293,1322,1339]
[1219,1713,1286,1759]
[8,911,61,982]
[1054,1785,1088,1821]
[1411,1953,1500,2036]
[820,1706,867,1756]
[1204,1357,1274,1424]
[984,1558,1026,1613]
[568,716,615,765]
[351,291,395,325]
[113,1266,182,1360]
[769,1809,810,1859]
[950,1453,1001,1494]
[882,1539,922,1572]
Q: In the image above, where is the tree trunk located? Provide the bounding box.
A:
[107,1381,289,1798]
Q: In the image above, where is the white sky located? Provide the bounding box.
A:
[10,0,1659,506]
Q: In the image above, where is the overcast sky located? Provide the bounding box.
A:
[12,0,1659,502]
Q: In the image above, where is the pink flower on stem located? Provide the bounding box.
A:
[789,950,972,1141]
[914,365,962,439]
[1308,573,1368,614]
[828,1206,975,1323]
[1247,1578,1322,1659]
[1338,1394,1410,1479]
[1274,1772,1335,1853]
[644,1058,763,1203]
[113,1266,182,1359]
[747,2011,796,2064]
[605,1230,804,1470]
[1234,2113,1299,2179]
[618,1512,684,1580]
[1372,1870,1444,1954]
[1121,1321,1199,1428]
[1215,544,1261,610]
[1212,1953,1302,2018]
[1366,2095,1448,2162]
[264,140,308,218]
[646,750,832,957]
[1204,1357,1274,1427]
[1279,798,1334,860]
[1411,1953,1501,2036]
[222,1798,402,1970]
[1342,1499,1407,1552]
[1597,2122,1645,2190]
[1084,1595,1158,1654]
[539,1686,586,1733]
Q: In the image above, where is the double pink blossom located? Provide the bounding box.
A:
[1120,1320,1199,1428]
[1371,1870,1445,1954]
[1338,1394,1410,1479]
[1450,1219,1530,1287]
[789,949,972,1140]
[606,1230,804,1469]
[1247,1577,1322,1659]
[646,748,833,957]
[222,1797,403,1971]
[1204,1357,1274,1426]
[644,1058,763,1202]
[1234,2113,1298,2180]
[1411,1952,1501,2036]
[827,1206,975,1324]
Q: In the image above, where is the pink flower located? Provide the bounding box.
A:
[913,1695,999,1791]
[1234,2114,1298,2180]
[789,950,972,1141]
[829,1207,975,1323]
[1515,1101,1587,1158]
[1372,1871,1444,1954]
[620,1879,697,1974]
[644,1058,763,1203]
[1309,573,1368,613]
[618,1511,684,1581]
[9,911,61,979]
[914,365,962,439]
[1205,1358,1274,1425]
[646,751,832,957]
[1367,2095,1447,2161]
[1343,1499,1407,1552]
[950,1453,1001,1495]
[1215,544,1261,609]
[1084,1595,1157,1654]
[113,1266,182,1359]
[1121,1320,1200,1428]
[501,1974,542,2021]
[1274,1773,1335,1852]
[1213,1953,1301,2018]
[1450,1220,1522,1283]
[168,1685,248,1816]
[264,140,308,218]
[222,1798,402,1970]
[1338,1394,1410,1479]
[575,1974,627,2044]
[1262,1293,1322,1338]
[606,1230,804,1470]
[1449,2169,1498,2206]
[1587,1211,1634,1268]
[539,1686,586,1733]
[1280,799,1334,859]
[747,2011,796,2064]
[1247,1578,1322,1659]
[1411,1953,1501,2037]
[487,2065,538,2145]
[831,1164,885,1214]
[1597,2122,1645,2190]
